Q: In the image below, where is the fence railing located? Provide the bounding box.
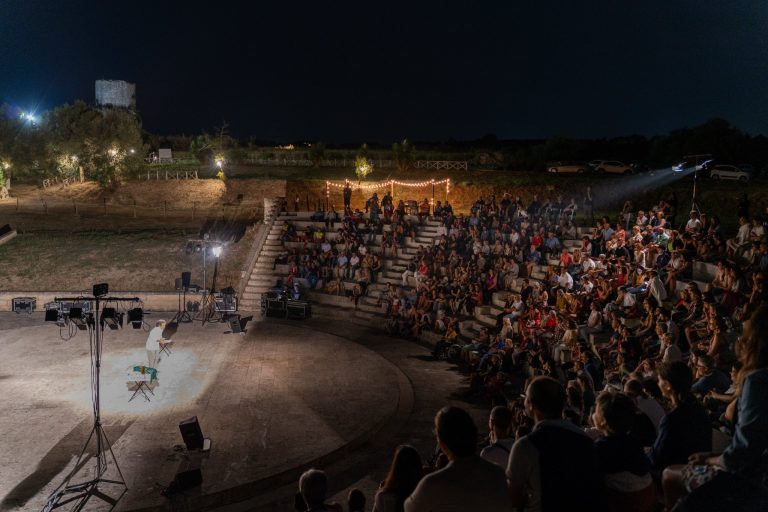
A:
[142,169,199,180]
[415,160,468,170]
[42,176,80,189]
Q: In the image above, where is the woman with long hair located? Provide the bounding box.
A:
[662,302,768,511]
[373,445,424,512]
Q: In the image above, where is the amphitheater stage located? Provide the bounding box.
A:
[0,313,410,511]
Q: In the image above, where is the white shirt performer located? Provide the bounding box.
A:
[146,319,167,369]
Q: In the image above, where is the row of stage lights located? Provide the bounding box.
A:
[45,305,144,330]
[44,283,144,331]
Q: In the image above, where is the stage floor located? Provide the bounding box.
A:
[0,313,405,511]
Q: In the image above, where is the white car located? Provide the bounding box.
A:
[589,160,632,175]
[547,161,588,174]
[709,164,749,181]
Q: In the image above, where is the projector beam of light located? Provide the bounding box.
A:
[580,166,697,219]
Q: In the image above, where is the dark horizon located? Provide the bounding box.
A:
[2,1,767,141]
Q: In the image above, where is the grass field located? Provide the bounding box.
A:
[0,228,256,292]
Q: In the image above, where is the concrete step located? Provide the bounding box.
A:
[377,276,401,286]
[254,265,284,274]
[353,310,378,321]
[419,330,443,348]
[357,302,386,314]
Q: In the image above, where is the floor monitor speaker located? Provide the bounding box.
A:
[179,416,204,450]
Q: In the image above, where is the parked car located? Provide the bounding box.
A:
[709,164,749,181]
[737,163,756,176]
[588,160,632,175]
[547,161,588,174]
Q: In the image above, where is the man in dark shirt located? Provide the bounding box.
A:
[507,376,601,512]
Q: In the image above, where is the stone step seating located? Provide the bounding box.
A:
[245,217,727,350]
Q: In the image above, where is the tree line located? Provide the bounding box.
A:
[1,99,766,193]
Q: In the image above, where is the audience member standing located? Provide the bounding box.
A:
[506,376,602,512]
[480,406,514,468]
[373,445,423,512]
[296,469,341,512]
[404,407,511,512]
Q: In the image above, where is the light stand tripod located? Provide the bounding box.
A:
[173,281,193,324]
[196,255,221,325]
[42,295,139,512]
[691,166,702,215]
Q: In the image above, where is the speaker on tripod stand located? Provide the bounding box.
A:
[173,272,193,323]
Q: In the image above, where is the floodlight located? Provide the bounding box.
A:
[212,246,222,258]
[127,308,143,329]
[101,308,123,330]
[69,307,89,330]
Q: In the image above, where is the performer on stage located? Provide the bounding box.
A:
[146,319,167,369]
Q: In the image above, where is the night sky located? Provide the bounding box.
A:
[2,1,767,141]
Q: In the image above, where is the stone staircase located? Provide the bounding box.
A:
[238,200,282,311]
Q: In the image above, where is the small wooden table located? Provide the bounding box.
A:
[128,367,156,402]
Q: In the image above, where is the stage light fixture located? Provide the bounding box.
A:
[100,307,123,330]
[69,307,89,331]
[127,308,143,329]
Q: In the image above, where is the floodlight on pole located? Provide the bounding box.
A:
[212,246,222,258]
[21,112,37,123]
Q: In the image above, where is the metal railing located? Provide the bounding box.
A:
[415,160,468,170]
